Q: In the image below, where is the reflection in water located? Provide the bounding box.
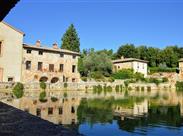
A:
[2,90,183,136]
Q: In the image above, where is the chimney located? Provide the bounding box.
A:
[53,43,58,49]
[36,40,41,47]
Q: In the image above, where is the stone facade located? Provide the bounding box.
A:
[112,57,148,77]
[22,43,80,83]
[0,21,24,82]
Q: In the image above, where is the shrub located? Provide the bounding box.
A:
[124,79,136,88]
[133,72,145,81]
[64,82,68,88]
[108,77,115,82]
[13,82,24,99]
[112,69,133,79]
[90,71,105,80]
[64,92,68,98]
[40,81,46,90]
[148,78,161,86]
[149,67,176,74]
[81,77,87,82]
[51,97,58,102]
[39,91,47,102]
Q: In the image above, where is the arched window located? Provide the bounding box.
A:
[51,77,59,83]
[39,76,48,82]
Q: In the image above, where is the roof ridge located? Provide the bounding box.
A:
[23,43,80,55]
[1,21,25,35]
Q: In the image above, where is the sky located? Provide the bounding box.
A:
[4,0,183,51]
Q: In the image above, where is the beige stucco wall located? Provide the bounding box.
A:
[132,61,147,77]
[113,61,147,77]
[0,22,24,82]
[22,47,80,83]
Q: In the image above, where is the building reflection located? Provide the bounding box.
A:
[4,97,80,125]
[2,90,183,132]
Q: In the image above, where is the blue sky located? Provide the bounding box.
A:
[4,0,183,51]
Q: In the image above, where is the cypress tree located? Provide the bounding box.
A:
[61,24,80,52]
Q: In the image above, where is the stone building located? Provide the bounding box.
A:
[22,42,80,83]
[0,21,24,82]
[112,57,148,77]
[0,21,80,83]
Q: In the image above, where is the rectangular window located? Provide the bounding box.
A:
[73,55,76,59]
[38,50,43,55]
[26,61,31,70]
[60,53,64,57]
[36,108,41,117]
[72,78,76,82]
[27,49,32,54]
[38,62,43,71]
[59,64,64,72]
[49,64,54,72]
[48,107,53,115]
[0,41,2,56]
[8,77,14,82]
[72,65,76,73]
[58,107,63,115]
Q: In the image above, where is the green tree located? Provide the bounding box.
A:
[161,46,179,67]
[146,47,160,67]
[61,24,80,52]
[117,44,138,58]
[78,51,113,78]
[78,57,86,77]
[137,45,148,60]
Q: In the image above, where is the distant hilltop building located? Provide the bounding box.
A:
[112,56,148,77]
[0,21,80,83]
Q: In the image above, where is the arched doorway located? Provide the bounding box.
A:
[39,76,48,82]
[51,77,59,83]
